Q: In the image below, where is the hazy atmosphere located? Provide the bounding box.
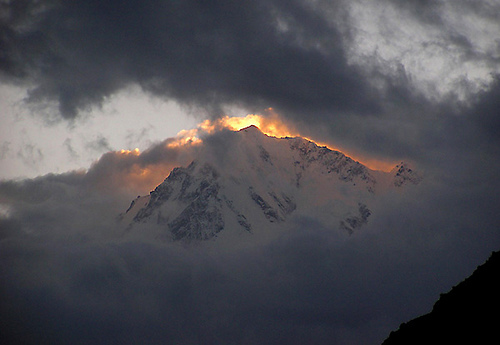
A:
[1,1,500,344]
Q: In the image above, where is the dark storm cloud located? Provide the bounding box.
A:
[467,75,500,142]
[0,0,377,119]
[1,129,500,345]
[2,0,499,167]
[0,136,185,213]
[2,2,500,344]
[1,181,499,345]
[0,136,187,243]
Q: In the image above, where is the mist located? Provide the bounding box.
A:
[1,129,499,345]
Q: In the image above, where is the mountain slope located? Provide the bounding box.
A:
[381,251,500,344]
[121,126,419,241]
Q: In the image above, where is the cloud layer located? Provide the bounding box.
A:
[2,0,370,117]
[3,1,498,113]
[2,1,499,164]
[2,1,500,344]
[1,129,500,345]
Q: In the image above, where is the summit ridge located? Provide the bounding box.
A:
[121,127,420,242]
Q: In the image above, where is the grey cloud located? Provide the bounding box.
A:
[63,138,79,159]
[16,142,44,167]
[85,135,113,154]
[125,126,153,148]
[467,75,500,142]
[387,0,445,24]
[0,141,11,159]
[1,129,500,345]
[1,185,498,345]
[1,2,500,343]
[2,0,499,168]
[0,0,377,119]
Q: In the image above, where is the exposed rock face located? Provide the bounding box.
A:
[392,162,422,187]
[121,126,419,241]
[340,203,371,235]
[131,162,226,240]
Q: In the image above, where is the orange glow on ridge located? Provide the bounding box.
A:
[167,129,203,148]
[219,113,396,171]
[166,112,345,155]
[120,148,140,155]
[120,112,395,173]
[168,112,301,146]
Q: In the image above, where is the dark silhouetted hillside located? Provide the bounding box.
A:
[382,250,500,344]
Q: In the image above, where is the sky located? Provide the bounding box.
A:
[1,1,500,344]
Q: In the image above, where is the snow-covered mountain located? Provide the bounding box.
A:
[120,125,420,242]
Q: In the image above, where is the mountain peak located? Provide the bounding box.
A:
[239,124,262,133]
[121,129,421,242]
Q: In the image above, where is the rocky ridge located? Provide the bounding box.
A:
[121,126,420,241]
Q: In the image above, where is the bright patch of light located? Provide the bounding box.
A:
[119,148,141,155]
[165,112,395,171]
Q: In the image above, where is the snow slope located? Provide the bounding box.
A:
[121,125,420,243]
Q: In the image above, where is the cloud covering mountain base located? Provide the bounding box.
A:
[1,1,500,342]
[1,130,499,345]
